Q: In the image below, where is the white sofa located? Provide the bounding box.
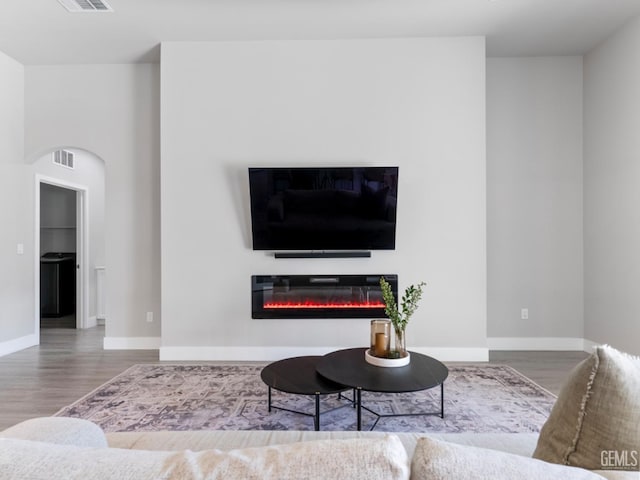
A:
[0,417,634,479]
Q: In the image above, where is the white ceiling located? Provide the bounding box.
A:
[1,0,639,64]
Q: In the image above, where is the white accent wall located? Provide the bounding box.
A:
[0,50,36,353]
[7,32,633,357]
[487,57,584,347]
[160,38,487,360]
[25,65,161,346]
[584,16,640,356]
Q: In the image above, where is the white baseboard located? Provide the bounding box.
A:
[488,337,592,352]
[410,347,489,362]
[159,346,489,362]
[85,316,97,329]
[112,337,602,357]
[0,333,38,357]
[103,336,161,350]
[582,338,600,353]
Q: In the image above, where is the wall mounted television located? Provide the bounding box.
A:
[248,167,398,251]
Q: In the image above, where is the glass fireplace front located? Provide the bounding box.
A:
[251,274,398,319]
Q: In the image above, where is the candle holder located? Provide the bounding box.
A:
[366,318,411,367]
[369,319,391,358]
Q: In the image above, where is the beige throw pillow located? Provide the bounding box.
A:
[533,345,640,472]
[411,436,606,480]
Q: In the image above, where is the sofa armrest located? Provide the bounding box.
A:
[0,417,107,448]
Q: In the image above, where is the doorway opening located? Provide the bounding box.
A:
[40,183,78,328]
[35,176,89,332]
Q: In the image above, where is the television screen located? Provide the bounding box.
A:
[249,167,398,250]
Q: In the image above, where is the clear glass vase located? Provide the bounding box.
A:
[394,327,407,357]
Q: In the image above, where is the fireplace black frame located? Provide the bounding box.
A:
[251,274,398,319]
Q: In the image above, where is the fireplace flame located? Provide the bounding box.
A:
[264,301,385,309]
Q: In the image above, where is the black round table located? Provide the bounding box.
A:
[260,355,350,431]
[316,347,449,430]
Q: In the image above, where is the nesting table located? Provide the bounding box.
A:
[260,355,351,431]
[261,348,449,431]
[316,347,449,430]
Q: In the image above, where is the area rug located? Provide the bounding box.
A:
[54,363,556,433]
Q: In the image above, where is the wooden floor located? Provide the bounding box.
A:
[0,327,588,431]
[40,313,76,329]
[0,327,157,430]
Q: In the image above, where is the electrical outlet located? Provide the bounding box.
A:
[521,308,529,320]
[146,311,153,323]
[16,243,24,255]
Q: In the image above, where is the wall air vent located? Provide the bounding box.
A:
[57,0,113,12]
[53,149,75,169]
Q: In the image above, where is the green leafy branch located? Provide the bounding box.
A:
[380,277,426,333]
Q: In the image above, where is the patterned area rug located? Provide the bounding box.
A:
[55,363,556,433]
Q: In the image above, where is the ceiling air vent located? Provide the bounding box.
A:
[53,150,75,169]
[57,0,113,12]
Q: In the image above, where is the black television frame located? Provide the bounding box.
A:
[248,166,399,252]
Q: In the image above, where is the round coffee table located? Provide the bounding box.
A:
[260,355,351,431]
[316,347,449,430]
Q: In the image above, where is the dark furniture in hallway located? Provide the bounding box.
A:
[40,252,75,318]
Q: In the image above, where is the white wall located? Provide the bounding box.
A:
[160,38,487,360]
[0,50,35,353]
[0,165,34,350]
[35,150,106,321]
[487,57,584,348]
[584,16,640,356]
[0,51,23,165]
[25,65,161,346]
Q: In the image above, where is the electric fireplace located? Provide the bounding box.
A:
[251,274,398,319]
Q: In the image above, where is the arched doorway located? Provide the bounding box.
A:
[31,148,105,340]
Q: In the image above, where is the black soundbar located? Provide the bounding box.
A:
[274,251,372,259]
